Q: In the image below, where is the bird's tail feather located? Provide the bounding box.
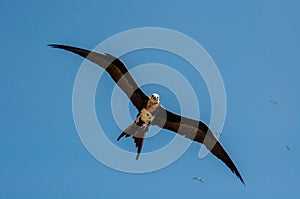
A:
[117,123,136,141]
[117,123,148,160]
[132,128,147,160]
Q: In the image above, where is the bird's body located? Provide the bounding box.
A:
[117,94,160,159]
[49,44,245,185]
[136,94,160,127]
[136,108,154,127]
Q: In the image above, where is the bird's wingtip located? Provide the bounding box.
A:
[236,172,245,186]
[48,44,58,47]
[229,164,245,185]
[47,44,66,49]
[240,178,246,186]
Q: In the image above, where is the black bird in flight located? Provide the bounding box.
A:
[49,44,245,185]
[193,177,203,183]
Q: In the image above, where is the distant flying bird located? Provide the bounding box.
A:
[49,44,245,185]
[270,100,277,105]
[285,146,290,151]
[193,177,203,183]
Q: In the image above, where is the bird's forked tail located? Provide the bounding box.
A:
[117,123,148,160]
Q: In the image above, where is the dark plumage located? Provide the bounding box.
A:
[49,44,245,185]
[193,177,203,183]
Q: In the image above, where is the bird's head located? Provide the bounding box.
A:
[150,93,160,102]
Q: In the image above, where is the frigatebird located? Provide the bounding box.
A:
[193,177,203,183]
[49,44,245,185]
[270,100,277,105]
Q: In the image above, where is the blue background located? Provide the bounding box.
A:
[1,0,299,198]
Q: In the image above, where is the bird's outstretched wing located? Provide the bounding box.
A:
[48,44,149,111]
[49,44,245,185]
[152,106,245,184]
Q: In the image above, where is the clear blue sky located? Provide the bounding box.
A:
[1,0,300,198]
